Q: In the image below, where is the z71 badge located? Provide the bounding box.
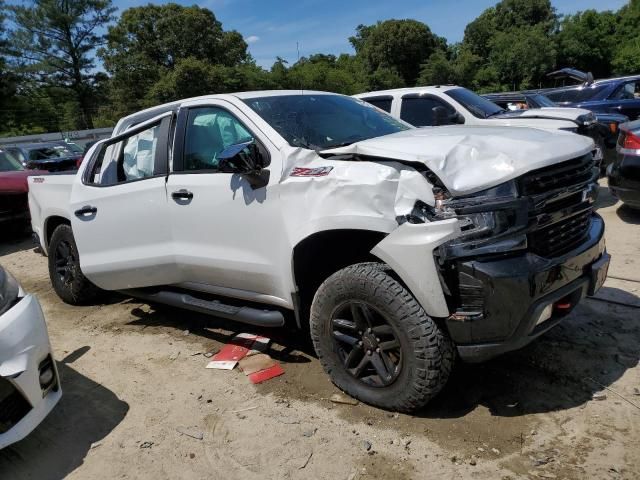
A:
[289,166,333,177]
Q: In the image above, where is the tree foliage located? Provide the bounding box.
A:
[350,19,445,86]
[99,4,250,116]
[6,0,116,129]
[2,0,640,136]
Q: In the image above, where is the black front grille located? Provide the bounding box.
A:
[529,210,592,257]
[522,154,598,258]
[0,377,32,434]
[519,154,596,196]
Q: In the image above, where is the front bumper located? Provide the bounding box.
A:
[0,294,62,449]
[446,214,608,363]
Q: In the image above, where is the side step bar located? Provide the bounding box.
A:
[122,289,285,328]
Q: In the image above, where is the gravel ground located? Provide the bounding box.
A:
[0,180,639,480]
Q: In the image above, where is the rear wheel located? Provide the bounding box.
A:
[48,224,100,304]
[310,263,454,412]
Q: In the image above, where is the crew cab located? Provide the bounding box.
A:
[28,91,609,412]
[355,86,606,166]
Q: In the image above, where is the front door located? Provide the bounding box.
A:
[165,101,292,306]
[70,114,179,290]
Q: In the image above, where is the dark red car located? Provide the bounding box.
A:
[0,149,46,231]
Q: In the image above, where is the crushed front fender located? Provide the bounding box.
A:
[371,219,461,318]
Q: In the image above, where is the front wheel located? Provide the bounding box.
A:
[310,263,454,412]
[48,224,101,305]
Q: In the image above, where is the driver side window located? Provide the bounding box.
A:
[184,107,253,172]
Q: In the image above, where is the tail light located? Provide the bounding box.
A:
[619,129,640,152]
[76,156,83,168]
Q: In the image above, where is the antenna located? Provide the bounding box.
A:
[297,41,303,94]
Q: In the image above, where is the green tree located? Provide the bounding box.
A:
[350,19,446,86]
[488,25,556,90]
[100,3,249,116]
[556,10,617,79]
[7,0,116,129]
[612,0,640,74]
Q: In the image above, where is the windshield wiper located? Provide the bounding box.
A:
[486,109,507,118]
[322,135,367,149]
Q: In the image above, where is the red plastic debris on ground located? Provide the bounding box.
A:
[248,364,285,384]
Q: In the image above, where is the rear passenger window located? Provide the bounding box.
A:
[362,97,393,113]
[86,119,168,186]
[183,107,254,172]
[400,97,454,126]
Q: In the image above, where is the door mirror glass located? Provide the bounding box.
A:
[218,141,265,173]
[432,106,450,126]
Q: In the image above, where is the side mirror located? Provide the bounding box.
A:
[432,106,451,126]
[432,106,464,126]
[218,140,270,189]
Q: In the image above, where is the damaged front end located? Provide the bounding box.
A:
[375,152,609,363]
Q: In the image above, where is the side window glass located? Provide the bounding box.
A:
[184,107,254,172]
[86,122,161,186]
[118,125,160,182]
[400,97,454,126]
[6,148,25,164]
[612,81,639,100]
[363,97,392,113]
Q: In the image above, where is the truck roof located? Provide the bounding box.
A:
[114,90,338,135]
[354,86,459,98]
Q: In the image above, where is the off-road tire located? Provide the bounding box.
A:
[310,262,454,412]
[48,224,101,305]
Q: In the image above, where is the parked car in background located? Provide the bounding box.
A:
[0,141,81,172]
[0,148,46,231]
[535,71,640,121]
[28,91,608,411]
[355,86,606,167]
[0,265,61,449]
[608,119,640,210]
[484,91,628,167]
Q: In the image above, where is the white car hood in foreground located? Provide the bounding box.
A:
[322,125,594,196]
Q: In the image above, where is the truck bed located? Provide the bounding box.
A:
[28,173,75,253]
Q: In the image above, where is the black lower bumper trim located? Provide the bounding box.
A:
[447,213,607,363]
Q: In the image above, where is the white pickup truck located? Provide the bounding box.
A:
[28,91,610,411]
[354,85,606,165]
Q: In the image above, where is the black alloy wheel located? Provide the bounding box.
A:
[331,301,402,387]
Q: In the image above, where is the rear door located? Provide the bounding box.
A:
[69,113,179,290]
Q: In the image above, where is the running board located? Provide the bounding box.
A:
[122,289,285,328]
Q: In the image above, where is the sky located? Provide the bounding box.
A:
[112,0,630,69]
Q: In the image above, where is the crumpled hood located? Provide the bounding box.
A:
[321,125,594,196]
[494,107,592,122]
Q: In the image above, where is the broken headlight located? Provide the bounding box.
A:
[422,181,529,257]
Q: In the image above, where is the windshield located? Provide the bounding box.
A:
[0,151,24,172]
[28,145,77,160]
[531,94,556,107]
[444,87,505,118]
[243,94,411,150]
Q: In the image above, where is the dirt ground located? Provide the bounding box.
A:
[0,180,639,480]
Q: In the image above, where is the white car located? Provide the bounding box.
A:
[354,85,605,163]
[28,91,608,411]
[0,266,61,449]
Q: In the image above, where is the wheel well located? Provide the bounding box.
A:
[45,216,71,251]
[292,229,387,328]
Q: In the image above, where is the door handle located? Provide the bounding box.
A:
[74,205,97,217]
[171,189,194,201]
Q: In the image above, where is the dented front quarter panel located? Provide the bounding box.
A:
[279,147,436,242]
[279,147,459,318]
